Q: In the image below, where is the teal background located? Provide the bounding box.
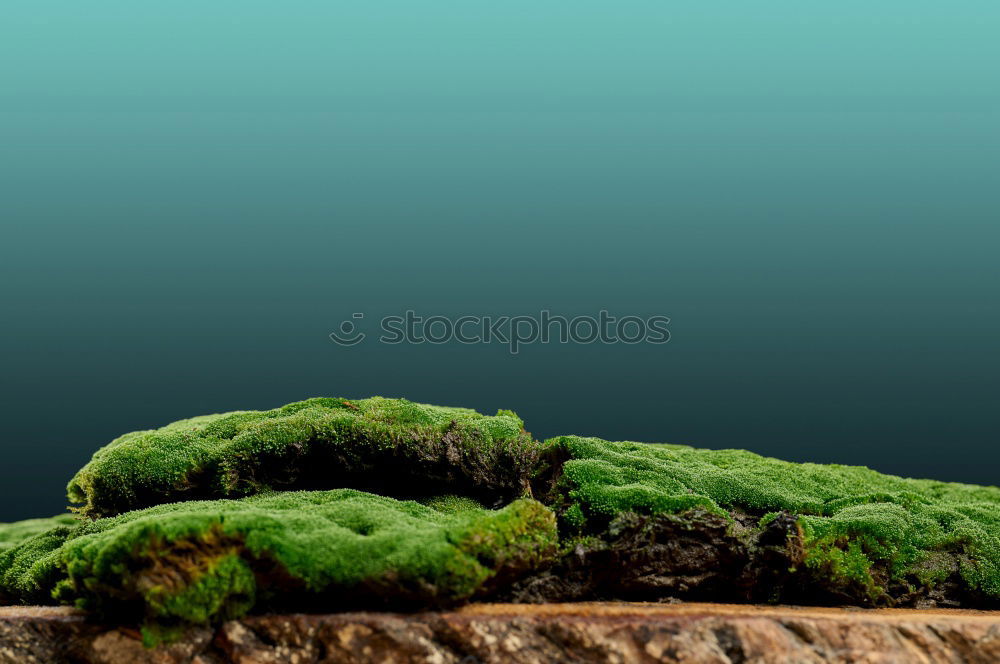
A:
[1,3,998,520]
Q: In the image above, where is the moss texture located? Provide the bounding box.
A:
[547,436,1000,604]
[6,397,1000,632]
[0,515,76,551]
[0,517,79,605]
[68,397,540,518]
[1,490,556,638]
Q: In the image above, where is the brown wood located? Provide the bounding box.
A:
[3,602,1000,663]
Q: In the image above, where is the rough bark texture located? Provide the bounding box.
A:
[3,603,1000,663]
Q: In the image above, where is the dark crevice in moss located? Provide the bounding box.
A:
[527,441,572,506]
[219,424,539,510]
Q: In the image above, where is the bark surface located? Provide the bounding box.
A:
[3,603,1000,663]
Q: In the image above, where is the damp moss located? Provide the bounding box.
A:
[68,397,540,518]
[421,495,486,514]
[2,490,556,635]
[0,515,76,551]
[0,518,78,605]
[548,435,1000,601]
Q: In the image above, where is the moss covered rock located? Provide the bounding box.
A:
[1,490,557,639]
[68,397,539,518]
[545,436,1000,605]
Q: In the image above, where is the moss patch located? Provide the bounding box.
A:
[546,436,1000,605]
[68,397,540,518]
[9,399,1000,624]
[2,490,557,635]
[0,517,78,605]
[0,515,76,551]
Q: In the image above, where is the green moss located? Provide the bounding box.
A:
[68,397,540,518]
[562,503,587,530]
[12,400,1000,618]
[422,495,485,514]
[2,490,557,632]
[798,529,891,602]
[0,518,78,605]
[548,435,1000,599]
[0,515,76,551]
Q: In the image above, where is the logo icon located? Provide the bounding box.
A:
[329,313,366,346]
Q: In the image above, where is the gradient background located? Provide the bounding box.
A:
[2,2,998,521]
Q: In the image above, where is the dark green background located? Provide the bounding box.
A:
[2,3,998,521]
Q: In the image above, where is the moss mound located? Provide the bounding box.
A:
[68,397,540,518]
[1,490,557,638]
[6,397,1000,633]
[546,436,1000,604]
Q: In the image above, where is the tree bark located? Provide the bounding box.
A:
[3,602,1000,663]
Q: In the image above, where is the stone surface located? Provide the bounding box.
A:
[3,602,1000,663]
